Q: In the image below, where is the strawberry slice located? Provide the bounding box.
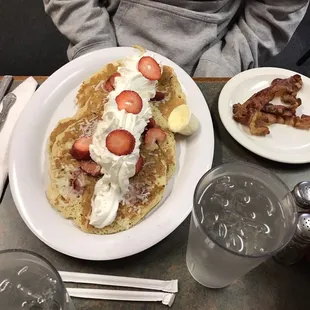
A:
[144,127,166,150]
[80,160,102,177]
[151,91,165,101]
[104,80,113,92]
[106,129,136,156]
[147,118,157,129]
[116,90,143,114]
[70,136,92,160]
[70,170,85,193]
[138,56,161,80]
[104,72,121,92]
[109,72,121,87]
[135,155,144,175]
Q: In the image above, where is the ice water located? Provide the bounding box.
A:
[0,254,75,310]
[0,266,64,309]
[186,175,290,288]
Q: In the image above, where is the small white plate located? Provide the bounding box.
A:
[218,67,310,164]
[9,47,214,260]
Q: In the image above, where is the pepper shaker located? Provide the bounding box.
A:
[273,213,310,265]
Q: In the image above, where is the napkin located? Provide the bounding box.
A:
[0,77,38,198]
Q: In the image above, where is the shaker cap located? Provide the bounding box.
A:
[296,213,310,242]
[293,181,310,209]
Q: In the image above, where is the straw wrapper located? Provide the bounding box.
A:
[67,288,175,307]
[60,271,178,293]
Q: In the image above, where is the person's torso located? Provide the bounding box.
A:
[105,0,242,74]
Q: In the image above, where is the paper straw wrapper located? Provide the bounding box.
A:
[67,288,175,307]
[60,271,178,293]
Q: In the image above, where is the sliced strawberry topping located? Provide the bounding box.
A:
[138,56,161,80]
[147,118,157,129]
[135,155,144,175]
[104,80,114,92]
[144,127,166,150]
[104,72,121,92]
[70,170,85,193]
[110,72,121,87]
[151,91,165,101]
[70,136,92,160]
[80,160,102,177]
[116,90,143,114]
[106,129,136,156]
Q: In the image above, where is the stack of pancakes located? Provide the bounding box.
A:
[47,59,186,234]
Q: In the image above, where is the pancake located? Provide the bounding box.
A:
[152,66,186,120]
[47,106,173,234]
[47,58,186,234]
[78,143,168,234]
[48,62,118,153]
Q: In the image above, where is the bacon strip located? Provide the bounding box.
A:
[232,75,305,136]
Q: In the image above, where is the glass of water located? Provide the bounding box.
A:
[0,250,75,310]
[186,162,297,288]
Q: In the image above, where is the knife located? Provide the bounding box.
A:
[0,75,13,103]
[0,93,17,132]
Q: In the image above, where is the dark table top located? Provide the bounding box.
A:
[1,78,310,310]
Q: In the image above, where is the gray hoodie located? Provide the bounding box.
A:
[43,0,309,77]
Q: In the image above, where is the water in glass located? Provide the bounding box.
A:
[0,251,75,310]
[186,168,296,288]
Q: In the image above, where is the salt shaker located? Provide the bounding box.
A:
[273,213,310,265]
[292,181,310,211]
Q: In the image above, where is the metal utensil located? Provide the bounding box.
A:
[0,75,13,103]
[0,93,17,132]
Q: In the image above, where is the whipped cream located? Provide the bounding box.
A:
[89,52,158,228]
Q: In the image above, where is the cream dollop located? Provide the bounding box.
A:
[89,52,158,228]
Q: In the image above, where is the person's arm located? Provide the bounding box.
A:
[194,1,309,77]
[43,0,117,60]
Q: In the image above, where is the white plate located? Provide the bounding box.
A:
[218,67,310,164]
[9,47,214,260]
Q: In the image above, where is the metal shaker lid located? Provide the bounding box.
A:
[296,213,310,242]
[293,181,310,209]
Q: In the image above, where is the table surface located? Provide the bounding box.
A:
[1,77,310,310]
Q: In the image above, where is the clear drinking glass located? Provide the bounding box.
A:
[186,162,297,288]
[0,250,75,310]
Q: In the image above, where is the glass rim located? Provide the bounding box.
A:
[193,161,297,259]
[0,249,67,305]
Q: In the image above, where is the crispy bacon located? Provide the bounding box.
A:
[295,114,310,130]
[233,75,303,127]
[261,103,296,117]
[247,112,310,136]
[232,75,306,136]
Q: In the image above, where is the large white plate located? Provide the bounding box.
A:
[219,67,310,164]
[9,47,214,260]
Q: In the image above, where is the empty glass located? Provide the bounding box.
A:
[0,250,75,309]
[186,162,297,288]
